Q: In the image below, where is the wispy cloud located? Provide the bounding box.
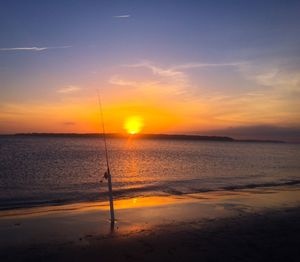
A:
[173,62,242,70]
[116,60,300,128]
[0,47,48,51]
[61,121,76,126]
[123,60,242,96]
[126,61,184,78]
[113,14,130,18]
[126,61,242,79]
[109,75,158,87]
[237,62,300,94]
[57,85,81,94]
[125,62,188,93]
[111,62,192,98]
[0,46,72,52]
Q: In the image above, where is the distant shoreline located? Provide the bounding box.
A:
[0,132,285,143]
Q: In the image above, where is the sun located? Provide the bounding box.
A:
[124,116,143,135]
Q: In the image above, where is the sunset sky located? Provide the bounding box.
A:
[1,0,299,141]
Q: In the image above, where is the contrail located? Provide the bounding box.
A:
[0,46,72,51]
[113,14,130,18]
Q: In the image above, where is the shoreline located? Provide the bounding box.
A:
[1,180,300,212]
[0,132,287,143]
[1,185,300,261]
[1,184,299,218]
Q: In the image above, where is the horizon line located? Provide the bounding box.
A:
[0,132,287,143]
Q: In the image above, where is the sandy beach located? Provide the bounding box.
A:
[2,0,300,261]
[0,185,299,261]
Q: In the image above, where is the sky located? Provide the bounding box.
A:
[0,0,300,141]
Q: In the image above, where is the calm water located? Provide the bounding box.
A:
[0,136,299,210]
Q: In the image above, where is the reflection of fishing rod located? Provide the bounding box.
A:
[97,91,115,225]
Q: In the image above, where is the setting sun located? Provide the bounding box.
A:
[124,116,144,134]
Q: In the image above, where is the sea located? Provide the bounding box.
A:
[0,136,299,210]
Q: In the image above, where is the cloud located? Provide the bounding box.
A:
[237,61,300,98]
[109,75,158,87]
[57,85,81,94]
[61,121,76,126]
[197,125,300,142]
[117,61,191,98]
[110,61,245,103]
[123,61,242,97]
[0,47,48,51]
[113,15,130,18]
[125,60,242,82]
[114,60,299,130]
[172,62,242,70]
[0,46,72,52]
[126,61,185,78]
[124,61,189,95]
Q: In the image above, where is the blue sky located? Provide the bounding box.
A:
[0,0,300,140]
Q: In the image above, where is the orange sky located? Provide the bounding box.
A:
[1,1,300,141]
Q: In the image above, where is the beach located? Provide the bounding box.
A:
[1,137,300,261]
[2,0,300,260]
[1,185,299,261]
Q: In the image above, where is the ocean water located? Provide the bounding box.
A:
[0,136,299,210]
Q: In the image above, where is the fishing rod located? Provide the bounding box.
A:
[97,91,115,225]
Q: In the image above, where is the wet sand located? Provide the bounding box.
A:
[0,186,300,261]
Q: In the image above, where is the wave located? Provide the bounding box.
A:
[0,179,299,211]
